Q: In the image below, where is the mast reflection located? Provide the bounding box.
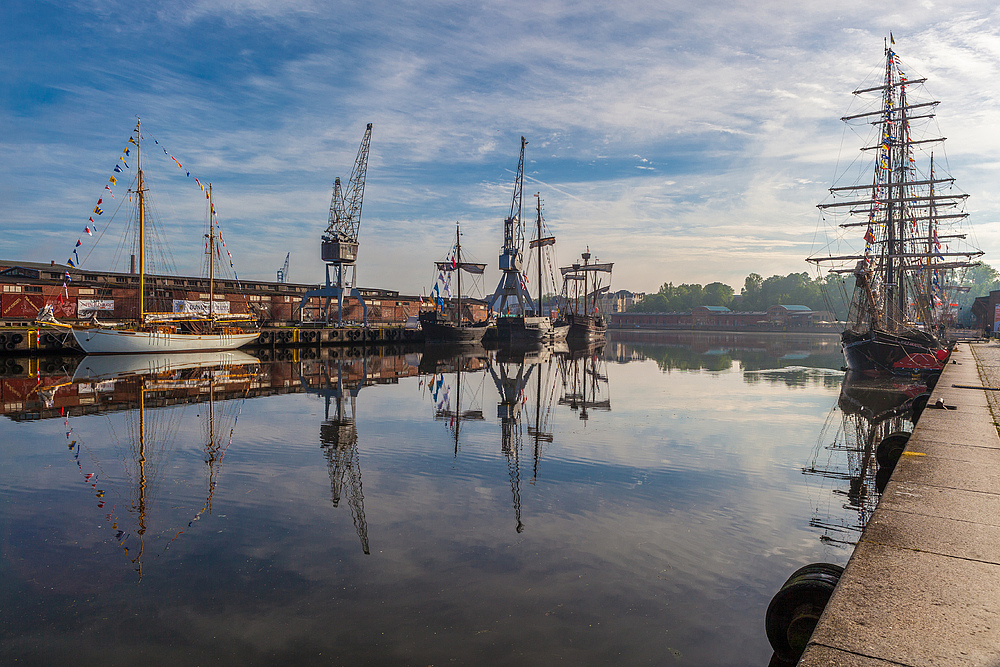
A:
[35,352,259,578]
[421,343,488,456]
[805,371,927,544]
[558,342,611,421]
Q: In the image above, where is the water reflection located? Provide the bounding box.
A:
[1,334,862,665]
[611,330,844,380]
[804,371,925,545]
[301,356,377,554]
[24,352,260,578]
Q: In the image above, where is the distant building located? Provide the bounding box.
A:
[972,291,1000,333]
[0,259,435,327]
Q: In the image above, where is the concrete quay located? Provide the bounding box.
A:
[800,342,1000,666]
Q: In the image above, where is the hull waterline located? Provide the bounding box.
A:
[841,329,944,376]
[72,327,259,354]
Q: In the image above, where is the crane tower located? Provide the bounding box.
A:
[300,123,372,324]
[488,137,536,316]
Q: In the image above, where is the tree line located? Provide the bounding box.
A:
[628,264,1000,324]
[629,272,853,320]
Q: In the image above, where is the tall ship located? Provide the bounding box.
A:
[560,249,612,342]
[808,39,982,375]
[40,119,259,353]
[420,223,489,344]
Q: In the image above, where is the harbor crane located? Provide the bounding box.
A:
[276,252,290,283]
[488,137,536,317]
[299,123,372,324]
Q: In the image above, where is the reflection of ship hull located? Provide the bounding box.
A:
[72,327,258,354]
[565,313,606,341]
[842,328,943,376]
[838,370,928,419]
[419,311,488,344]
[73,351,260,382]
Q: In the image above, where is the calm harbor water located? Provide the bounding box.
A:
[1,332,873,665]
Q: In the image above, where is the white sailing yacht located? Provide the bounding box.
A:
[56,120,259,354]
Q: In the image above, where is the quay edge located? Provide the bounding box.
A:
[799,342,1000,666]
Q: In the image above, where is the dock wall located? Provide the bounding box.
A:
[800,342,1000,665]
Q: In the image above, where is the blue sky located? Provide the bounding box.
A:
[2,0,999,295]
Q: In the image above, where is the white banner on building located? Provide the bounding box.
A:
[173,300,231,315]
[78,299,114,315]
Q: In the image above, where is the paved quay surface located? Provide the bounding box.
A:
[799,342,1000,666]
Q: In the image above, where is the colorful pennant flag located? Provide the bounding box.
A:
[93,206,103,215]
[114,164,122,173]
[84,226,92,236]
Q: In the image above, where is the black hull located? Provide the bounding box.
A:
[841,328,943,376]
[419,312,488,344]
[495,316,554,343]
[565,313,607,341]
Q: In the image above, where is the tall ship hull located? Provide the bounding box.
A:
[72,327,259,355]
[495,315,553,343]
[841,329,943,376]
[419,310,488,344]
[564,312,606,341]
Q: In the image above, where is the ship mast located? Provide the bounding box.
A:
[137,119,145,322]
[456,223,462,325]
[536,196,543,316]
[208,184,215,320]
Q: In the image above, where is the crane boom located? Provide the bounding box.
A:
[321,123,372,263]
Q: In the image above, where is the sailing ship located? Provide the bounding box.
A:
[41,119,259,354]
[419,223,490,344]
[560,250,612,342]
[808,40,982,375]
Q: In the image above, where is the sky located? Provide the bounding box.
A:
[2,0,1000,296]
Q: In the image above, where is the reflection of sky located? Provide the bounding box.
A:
[0,349,846,665]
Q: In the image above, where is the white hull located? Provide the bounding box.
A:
[72,327,259,354]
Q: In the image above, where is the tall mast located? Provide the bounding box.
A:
[137,118,145,321]
[927,154,935,316]
[536,195,543,316]
[209,184,215,320]
[882,48,897,321]
[456,223,461,325]
[895,47,910,320]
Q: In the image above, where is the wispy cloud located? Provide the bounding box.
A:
[3,1,1000,292]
